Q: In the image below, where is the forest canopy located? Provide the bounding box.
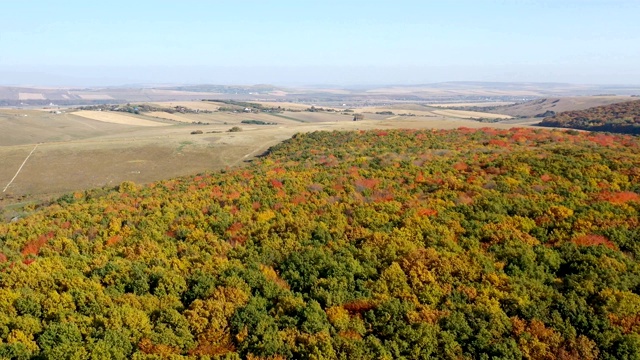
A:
[539,99,640,134]
[1,128,640,359]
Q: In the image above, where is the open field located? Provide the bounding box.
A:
[275,111,355,123]
[71,110,171,127]
[77,94,115,100]
[350,104,509,119]
[364,86,544,97]
[430,101,515,107]
[18,92,46,100]
[353,107,437,117]
[255,101,341,111]
[431,109,513,119]
[145,111,202,123]
[145,109,358,125]
[145,110,305,125]
[0,101,540,208]
[0,109,136,146]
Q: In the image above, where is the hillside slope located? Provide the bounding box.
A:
[486,96,636,118]
[1,129,640,358]
[539,99,640,134]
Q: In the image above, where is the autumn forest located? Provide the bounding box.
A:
[1,128,640,359]
[540,100,640,134]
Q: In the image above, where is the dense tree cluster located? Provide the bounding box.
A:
[1,128,640,359]
[209,100,284,114]
[540,100,640,134]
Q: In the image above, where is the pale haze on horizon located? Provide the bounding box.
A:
[0,0,639,87]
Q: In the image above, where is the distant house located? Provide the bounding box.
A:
[244,108,251,113]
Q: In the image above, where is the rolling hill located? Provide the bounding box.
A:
[539,99,640,134]
[1,128,639,358]
[461,96,637,118]
[2,83,639,108]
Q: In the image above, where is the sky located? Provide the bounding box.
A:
[0,0,639,86]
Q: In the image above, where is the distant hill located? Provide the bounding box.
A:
[539,99,640,134]
[2,83,639,107]
[485,96,637,118]
[0,85,287,107]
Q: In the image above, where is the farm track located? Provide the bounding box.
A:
[3,143,39,193]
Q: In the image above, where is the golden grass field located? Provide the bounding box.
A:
[145,110,310,125]
[0,101,545,209]
[71,110,171,127]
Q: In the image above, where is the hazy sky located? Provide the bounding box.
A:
[1,0,639,86]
